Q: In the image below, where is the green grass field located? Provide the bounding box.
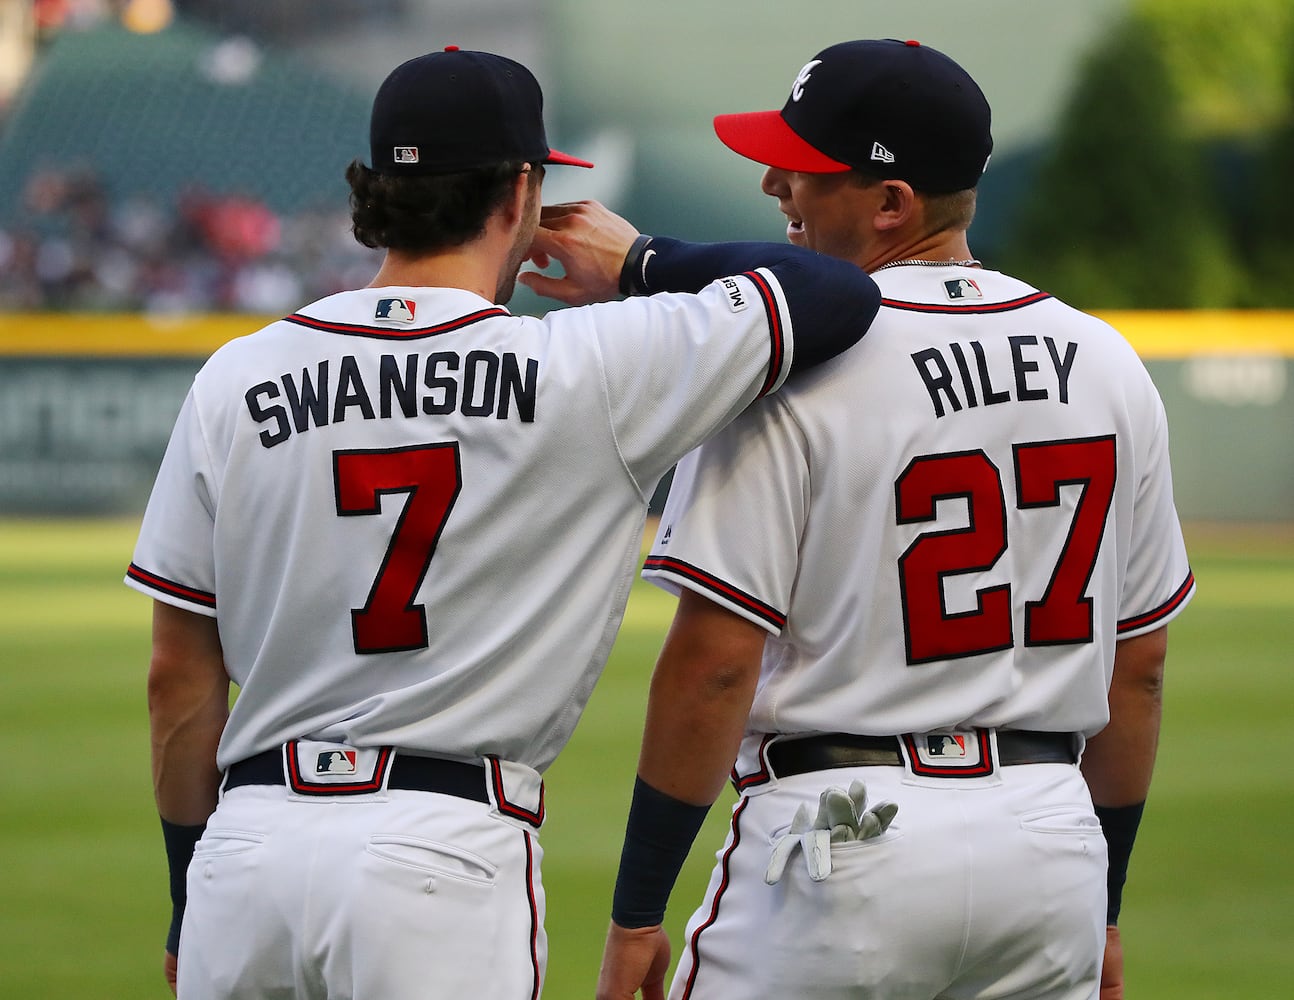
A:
[1,518,1292,998]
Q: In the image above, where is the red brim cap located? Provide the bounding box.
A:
[544,148,594,168]
[713,110,850,172]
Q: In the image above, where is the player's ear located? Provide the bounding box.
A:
[873,179,918,233]
[503,164,538,225]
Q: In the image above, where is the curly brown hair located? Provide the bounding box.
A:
[345,160,527,254]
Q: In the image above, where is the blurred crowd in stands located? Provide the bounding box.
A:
[0,166,382,314]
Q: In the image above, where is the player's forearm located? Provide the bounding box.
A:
[148,603,229,823]
[627,236,880,371]
[1083,625,1167,928]
[610,591,765,930]
[1081,627,1167,807]
[637,590,766,804]
[150,691,227,823]
[637,652,758,806]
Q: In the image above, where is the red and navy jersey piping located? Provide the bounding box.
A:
[1117,570,1195,635]
[643,555,786,630]
[126,563,217,609]
[522,833,542,1000]
[487,756,545,828]
[283,307,510,340]
[881,291,1053,315]
[745,270,786,397]
[677,796,750,999]
[731,734,777,792]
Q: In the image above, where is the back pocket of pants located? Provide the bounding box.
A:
[366,835,497,885]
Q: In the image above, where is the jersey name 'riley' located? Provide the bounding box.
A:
[911,334,1078,419]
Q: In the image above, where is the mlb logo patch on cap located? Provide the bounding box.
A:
[393,146,419,164]
[376,297,417,322]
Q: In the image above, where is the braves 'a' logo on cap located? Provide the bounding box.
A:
[791,59,823,102]
[393,146,419,164]
[375,298,417,322]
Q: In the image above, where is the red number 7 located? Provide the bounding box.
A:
[334,443,462,654]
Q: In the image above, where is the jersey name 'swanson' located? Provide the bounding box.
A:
[244,350,539,448]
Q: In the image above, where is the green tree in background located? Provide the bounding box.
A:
[1247,16,1294,307]
[1000,10,1237,308]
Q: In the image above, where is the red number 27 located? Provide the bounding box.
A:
[333,443,461,654]
[895,436,1116,664]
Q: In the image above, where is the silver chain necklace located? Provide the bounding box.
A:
[873,258,981,271]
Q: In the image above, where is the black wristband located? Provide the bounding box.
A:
[618,234,655,296]
[611,777,711,928]
[161,817,206,954]
[1094,801,1145,926]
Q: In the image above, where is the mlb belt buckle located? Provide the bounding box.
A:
[899,729,997,778]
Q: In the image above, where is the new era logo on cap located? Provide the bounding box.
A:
[870,141,895,164]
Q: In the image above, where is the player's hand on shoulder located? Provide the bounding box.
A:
[517,200,640,307]
[595,920,671,1000]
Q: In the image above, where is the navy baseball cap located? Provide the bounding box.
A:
[368,46,593,175]
[714,39,992,193]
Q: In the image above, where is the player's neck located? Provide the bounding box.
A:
[368,244,505,302]
[866,232,975,273]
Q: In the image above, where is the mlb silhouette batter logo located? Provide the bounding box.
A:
[375,297,417,322]
[316,750,358,774]
[926,734,968,757]
[944,278,983,300]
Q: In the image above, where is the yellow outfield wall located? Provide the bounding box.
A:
[1,310,1293,358]
[0,311,1291,519]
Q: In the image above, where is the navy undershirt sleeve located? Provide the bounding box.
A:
[627,236,881,373]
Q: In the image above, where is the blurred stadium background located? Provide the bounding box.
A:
[1,0,1292,997]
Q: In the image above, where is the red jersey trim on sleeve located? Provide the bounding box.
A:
[643,555,787,630]
[1116,570,1195,635]
[880,291,1053,315]
[746,270,787,398]
[126,563,217,610]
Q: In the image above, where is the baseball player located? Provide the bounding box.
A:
[597,40,1195,1000]
[127,47,882,1000]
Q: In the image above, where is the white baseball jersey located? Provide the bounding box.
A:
[126,275,797,773]
[645,264,1195,779]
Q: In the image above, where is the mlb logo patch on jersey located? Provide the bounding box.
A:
[393,146,419,164]
[944,277,983,300]
[375,297,417,322]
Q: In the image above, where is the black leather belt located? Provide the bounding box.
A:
[768,730,1077,777]
[225,748,489,803]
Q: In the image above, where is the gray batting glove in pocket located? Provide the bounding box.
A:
[764,779,898,885]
